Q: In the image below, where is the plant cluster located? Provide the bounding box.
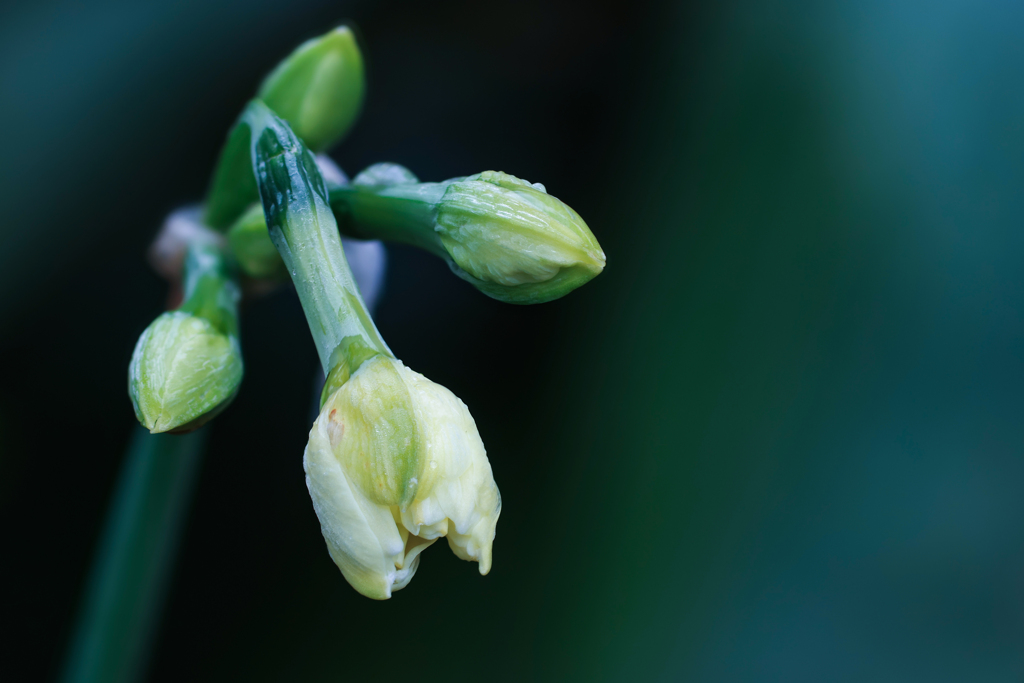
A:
[128,26,605,599]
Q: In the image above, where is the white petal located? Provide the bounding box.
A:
[304,412,405,599]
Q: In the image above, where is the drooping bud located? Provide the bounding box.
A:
[245,102,500,598]
[128,243,243,433]
[305,355,501,599]
[330,168,606,304]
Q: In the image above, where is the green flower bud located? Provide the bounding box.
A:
[305,355,501,599]
[436,171,606,303]
[227,203,287,280]
[257,25,365,153]
[331,169,606,304]
[128,243,243,433]
[204,26,366,229]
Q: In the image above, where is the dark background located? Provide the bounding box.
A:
[2,0,1024,680]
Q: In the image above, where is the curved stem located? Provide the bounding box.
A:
[245,99,391,375]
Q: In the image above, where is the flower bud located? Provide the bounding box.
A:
[304,355,501,599]
[128,244,243,433]
[227,203,287,280]
[435,171,606,303]
[204,27,365,229]
[258,25,365,153]
[330,169,606,304]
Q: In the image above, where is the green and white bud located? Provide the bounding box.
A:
[306,355,500,599]
[331,168,606,304]
[245,101,501,598]
[436,171,605,302]
[128,243,243,433]
[204,26,365,229]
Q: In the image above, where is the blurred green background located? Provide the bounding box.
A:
[2,0,1023,680]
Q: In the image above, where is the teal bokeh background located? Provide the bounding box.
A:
[1,0,1022,680]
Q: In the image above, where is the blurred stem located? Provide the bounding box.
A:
[60,426,206,683]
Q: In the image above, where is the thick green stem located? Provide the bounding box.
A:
[244,99,390,375]
[60,427,206,683]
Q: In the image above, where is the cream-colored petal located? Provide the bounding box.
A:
[306,355,502,596]
[394,363,502,573]
[392,535,436,591]
[305,409,405,599]
[446,463,501,574]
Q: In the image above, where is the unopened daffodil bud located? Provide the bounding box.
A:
[257,25,365,154]
[331,168,606,304]
[245,101,501,597]
[129,242,243,433]
[306,355,500,599]
[204,26,366,229]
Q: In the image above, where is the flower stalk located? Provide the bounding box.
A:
[243,99,390,378]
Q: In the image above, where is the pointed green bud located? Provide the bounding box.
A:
[305,355,501,599]
[436,171,606,303]
[128,243,243,433]
[330,168,606,304]
[204,26,366,229]
[258,25,365,153]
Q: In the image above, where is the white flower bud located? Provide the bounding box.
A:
[304,355,500,599]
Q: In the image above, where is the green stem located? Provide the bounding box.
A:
[329,183,451,259]
[244,99,391,375]
[178,241,240,337]
[60,427,206,683]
